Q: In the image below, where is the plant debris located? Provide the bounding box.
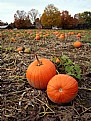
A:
[1,29,91,121]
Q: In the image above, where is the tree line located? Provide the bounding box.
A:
[0,4,91,29]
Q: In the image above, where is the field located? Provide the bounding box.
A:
[1,29,91,121]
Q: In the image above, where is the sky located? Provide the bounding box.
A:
[0,0,91,24]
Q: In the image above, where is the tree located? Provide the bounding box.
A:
[14,10,32,29]
[60,11,72,29]
[59,10,79,29]
[74,11,91,29]
[40,4,61,28]
[28,9,38,24]
[78,11,91,28]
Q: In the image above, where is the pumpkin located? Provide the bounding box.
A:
[70,32,75,35]
[26,55,56,89]
[73,41,82,47]
[11,37,15,42]
[16,47,25,52]
[56,58,60,63]
[35,34,40,40]
[58,34,65,39]
[47,74,78,104]
[76,33,81,38]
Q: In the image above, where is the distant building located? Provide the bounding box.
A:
[0,25,8,29]
[35,18,42,29]
[0,23,14,29]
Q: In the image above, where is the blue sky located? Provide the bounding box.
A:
[0,0,91,24]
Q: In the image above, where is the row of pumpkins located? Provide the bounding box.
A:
[16,40,82,53]
[26,54,78,104]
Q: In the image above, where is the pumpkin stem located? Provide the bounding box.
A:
[35,54,42,66]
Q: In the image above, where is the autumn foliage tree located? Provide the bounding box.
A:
[60,10,78,29]
[40,4,61,28]
[13,6,91,29]
[14,10,32,29]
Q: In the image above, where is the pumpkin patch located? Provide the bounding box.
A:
[1,29,91,120]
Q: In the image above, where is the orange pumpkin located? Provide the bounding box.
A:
[47,74,78,104]
[11,37,15,42]
[26,55,56,89]
[36,35,40,40]
[35,34,40,40]
[76,33,81,38]
[73,41,82,47]
[16,47,25,52]
[58,34,65,39]
[56,58,60,63]
[70,32,75,35]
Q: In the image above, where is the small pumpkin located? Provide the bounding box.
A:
[56,58,60,63]
[73,41,82,47]
[58,34,65,39]
[47,74,78,104]
[11,37,15,42]
[26,55,56,89]
[76,33,81,38]
[35,35,40,40]
[16,47,25,52]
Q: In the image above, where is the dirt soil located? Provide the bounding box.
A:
[0,29,91,121]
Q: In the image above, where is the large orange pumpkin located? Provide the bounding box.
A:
[26,55,56,89]
[47,74,78,104]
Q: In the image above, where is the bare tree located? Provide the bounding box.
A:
[14,10,28,20]
[28,9,38,24]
